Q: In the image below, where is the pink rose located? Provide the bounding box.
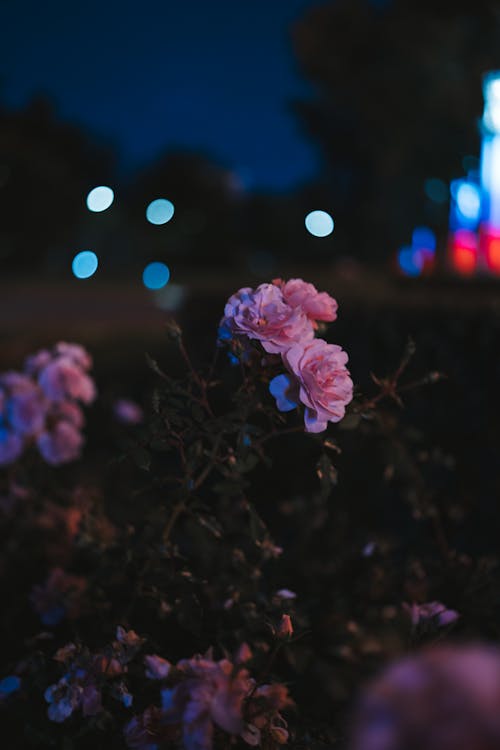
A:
[37,421,84,465]
[39,357,96,404]
[54,343,93,371]
[270,339,353,433]
[274,278,338,325]
[222,284,314,354]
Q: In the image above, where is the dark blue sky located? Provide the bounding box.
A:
[2,0,323,190]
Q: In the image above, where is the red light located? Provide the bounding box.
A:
[485,236,500,273]
[449,231,478,276]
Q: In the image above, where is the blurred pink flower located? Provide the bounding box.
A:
[403,601,459,629]
[222,284,314,354]
[37,421,84,465]
[38,357,96,404]
[273,339,353,432]
[114,398,144,425]
[8,387,47,436]
[350,645,500,750]
[54,342,93,370]
[274,278,338,326]
[162,655,253,750]
[144,654,171,680]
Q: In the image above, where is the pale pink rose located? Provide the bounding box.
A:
[53,401,85,429]
[54,343,93,371]
[39,357,96,404]
[222,284,314,354]
[276,339,353,432]
[37,421,84,465]
[274,278,338,325]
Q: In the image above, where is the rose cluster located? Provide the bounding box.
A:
[37,628,291,750]
[0,342,96,466]
[220,279,353,432]
[126,646,292,750]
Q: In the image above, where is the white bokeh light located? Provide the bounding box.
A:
[72,251,98,279]
[146,199,175,225]
[86,186,114,212]
[305,210,334,237]
[456,183,482,221]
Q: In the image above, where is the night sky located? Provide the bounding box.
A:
[2,0,322,190]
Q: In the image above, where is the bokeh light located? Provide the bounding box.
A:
[424,178,448,204]
[456,183,482,221]
[412,226,436,252]
[86,186,114,212]
[146,199,175,225]
[305,210,334,237]
[72,251,98,279]
[142,262,170,289]
[398,246,422,276]
[483,72,500,134]
[450,230,477,275]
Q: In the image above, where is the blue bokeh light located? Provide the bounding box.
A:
[412,226,436,252]
[424,178,448,204]
[86,186,114,212]
[72,251,98,279]
[398,246,422,276]
[305,210,334,237]
[143,262,170,290]
[146,198,175,225]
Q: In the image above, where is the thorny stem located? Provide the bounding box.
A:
[162,499,186,545]
[257,425,304,446]
[178,337,214,417]
[247,641,284,703]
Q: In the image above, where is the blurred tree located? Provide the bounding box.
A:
[292,0,500,262]
[127,152,244,269]
[0,96,116,274]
